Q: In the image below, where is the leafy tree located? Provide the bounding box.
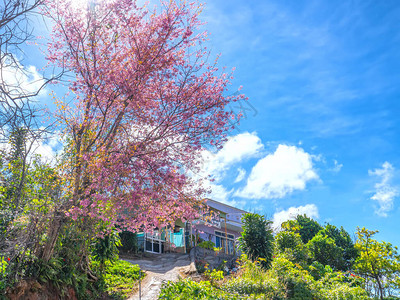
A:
[282,216,358,272]
[296,214,323,244]
[307,232,342,270]
[239,213,274,269]
[222,254,369,299]
[0,146,63,287]
[320,224,358,271]
[39,0,244,263]
[281,214,322,244]
[275,231,309,266]
[92,230,121,272]
[354,227,400,300]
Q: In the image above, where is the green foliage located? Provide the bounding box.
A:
[195,259,208,274]
[307,232,342,270]
[92,231,122,269]
[223,255,283,298]
[0,135,66,293]
[198,240,215,250]
[275,231,309,266]
[238,213,274,269]
[354,227,400,299]
[282,214,323,244]
[100,260,144,299]
[159,279,241,300]
[160,254,370,300]
[204,268,224,286]
[319,224,359,271]
[23,255,96,300]
[308,261,330,280]
[269,254,317,299]
[250,254,367,299]
[0,257,9,293]
[281,216,358,272]
[118,231,138,254]
[223,277,278,298]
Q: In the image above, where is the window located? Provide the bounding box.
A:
[145,232,164,254]
[215,231,235,254]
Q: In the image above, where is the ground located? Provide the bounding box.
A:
[124,253,196,300]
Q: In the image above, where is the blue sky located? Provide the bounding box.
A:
[14,0,400,245]
[198,0,400,245]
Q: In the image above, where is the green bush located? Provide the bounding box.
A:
[92,231,122,268]
[198,241,215,250]
[159,279,242,300]
[204,268,224,286]
[22,254,97,300]
[238,213,274,269]
[222,277,278,298]
[160,254,371,300]
[118,231,138,253]
[195,259,208,273]
[104,260,143,280]
[100,259,144,299]
[275,231,309,266]
[0,256,9,293]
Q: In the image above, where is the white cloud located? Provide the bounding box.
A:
[202,132,262,181]
[205,181,246,208]
[0,130,61,164]
[369,162,398,217]
[197,132,263,207]
[33,138,59,162]
[331,159,343,173]
[235,144,319,199]
[208,183,232,203]
[234,167,246,183]
[1,56,47,101]
[272,204,319,230]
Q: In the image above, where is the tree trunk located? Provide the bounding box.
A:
[375,275,384,300]
[40,212,65,262]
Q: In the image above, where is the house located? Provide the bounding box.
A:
[137,199,247,255]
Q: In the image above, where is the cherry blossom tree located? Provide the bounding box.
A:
[40,0,244,260]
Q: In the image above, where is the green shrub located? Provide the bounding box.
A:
[198,241,215,250]
[308,261,328,280]
[92,231,122,269]
[159,279,241,300]
[0,256,9,293]
[118,231,138,253]
[160,254,371,300]
[195,259,208,273]
[275,231,309,266]
[104,260,143,280]
[238,213,274,269]
[100,259,144,299]
[222,277,278,297]
[204,269,224,286]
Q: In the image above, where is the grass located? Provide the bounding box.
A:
[101,259,145,299]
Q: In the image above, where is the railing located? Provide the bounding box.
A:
[146,231,164,241]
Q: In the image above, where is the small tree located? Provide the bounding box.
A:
[354,227,400,300]
[307,232,342,269]
[239,213,274,269]
[319,223,358,271]
[275,231,309,265]
[281,214,322,244]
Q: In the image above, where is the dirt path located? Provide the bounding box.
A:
[125,253,195,300]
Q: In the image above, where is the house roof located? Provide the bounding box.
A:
[205,198,248,214]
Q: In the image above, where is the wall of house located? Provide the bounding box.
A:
[193,223,240,244]
[206,200,245,224]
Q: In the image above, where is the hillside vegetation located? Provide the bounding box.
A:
[160,214,400,300]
